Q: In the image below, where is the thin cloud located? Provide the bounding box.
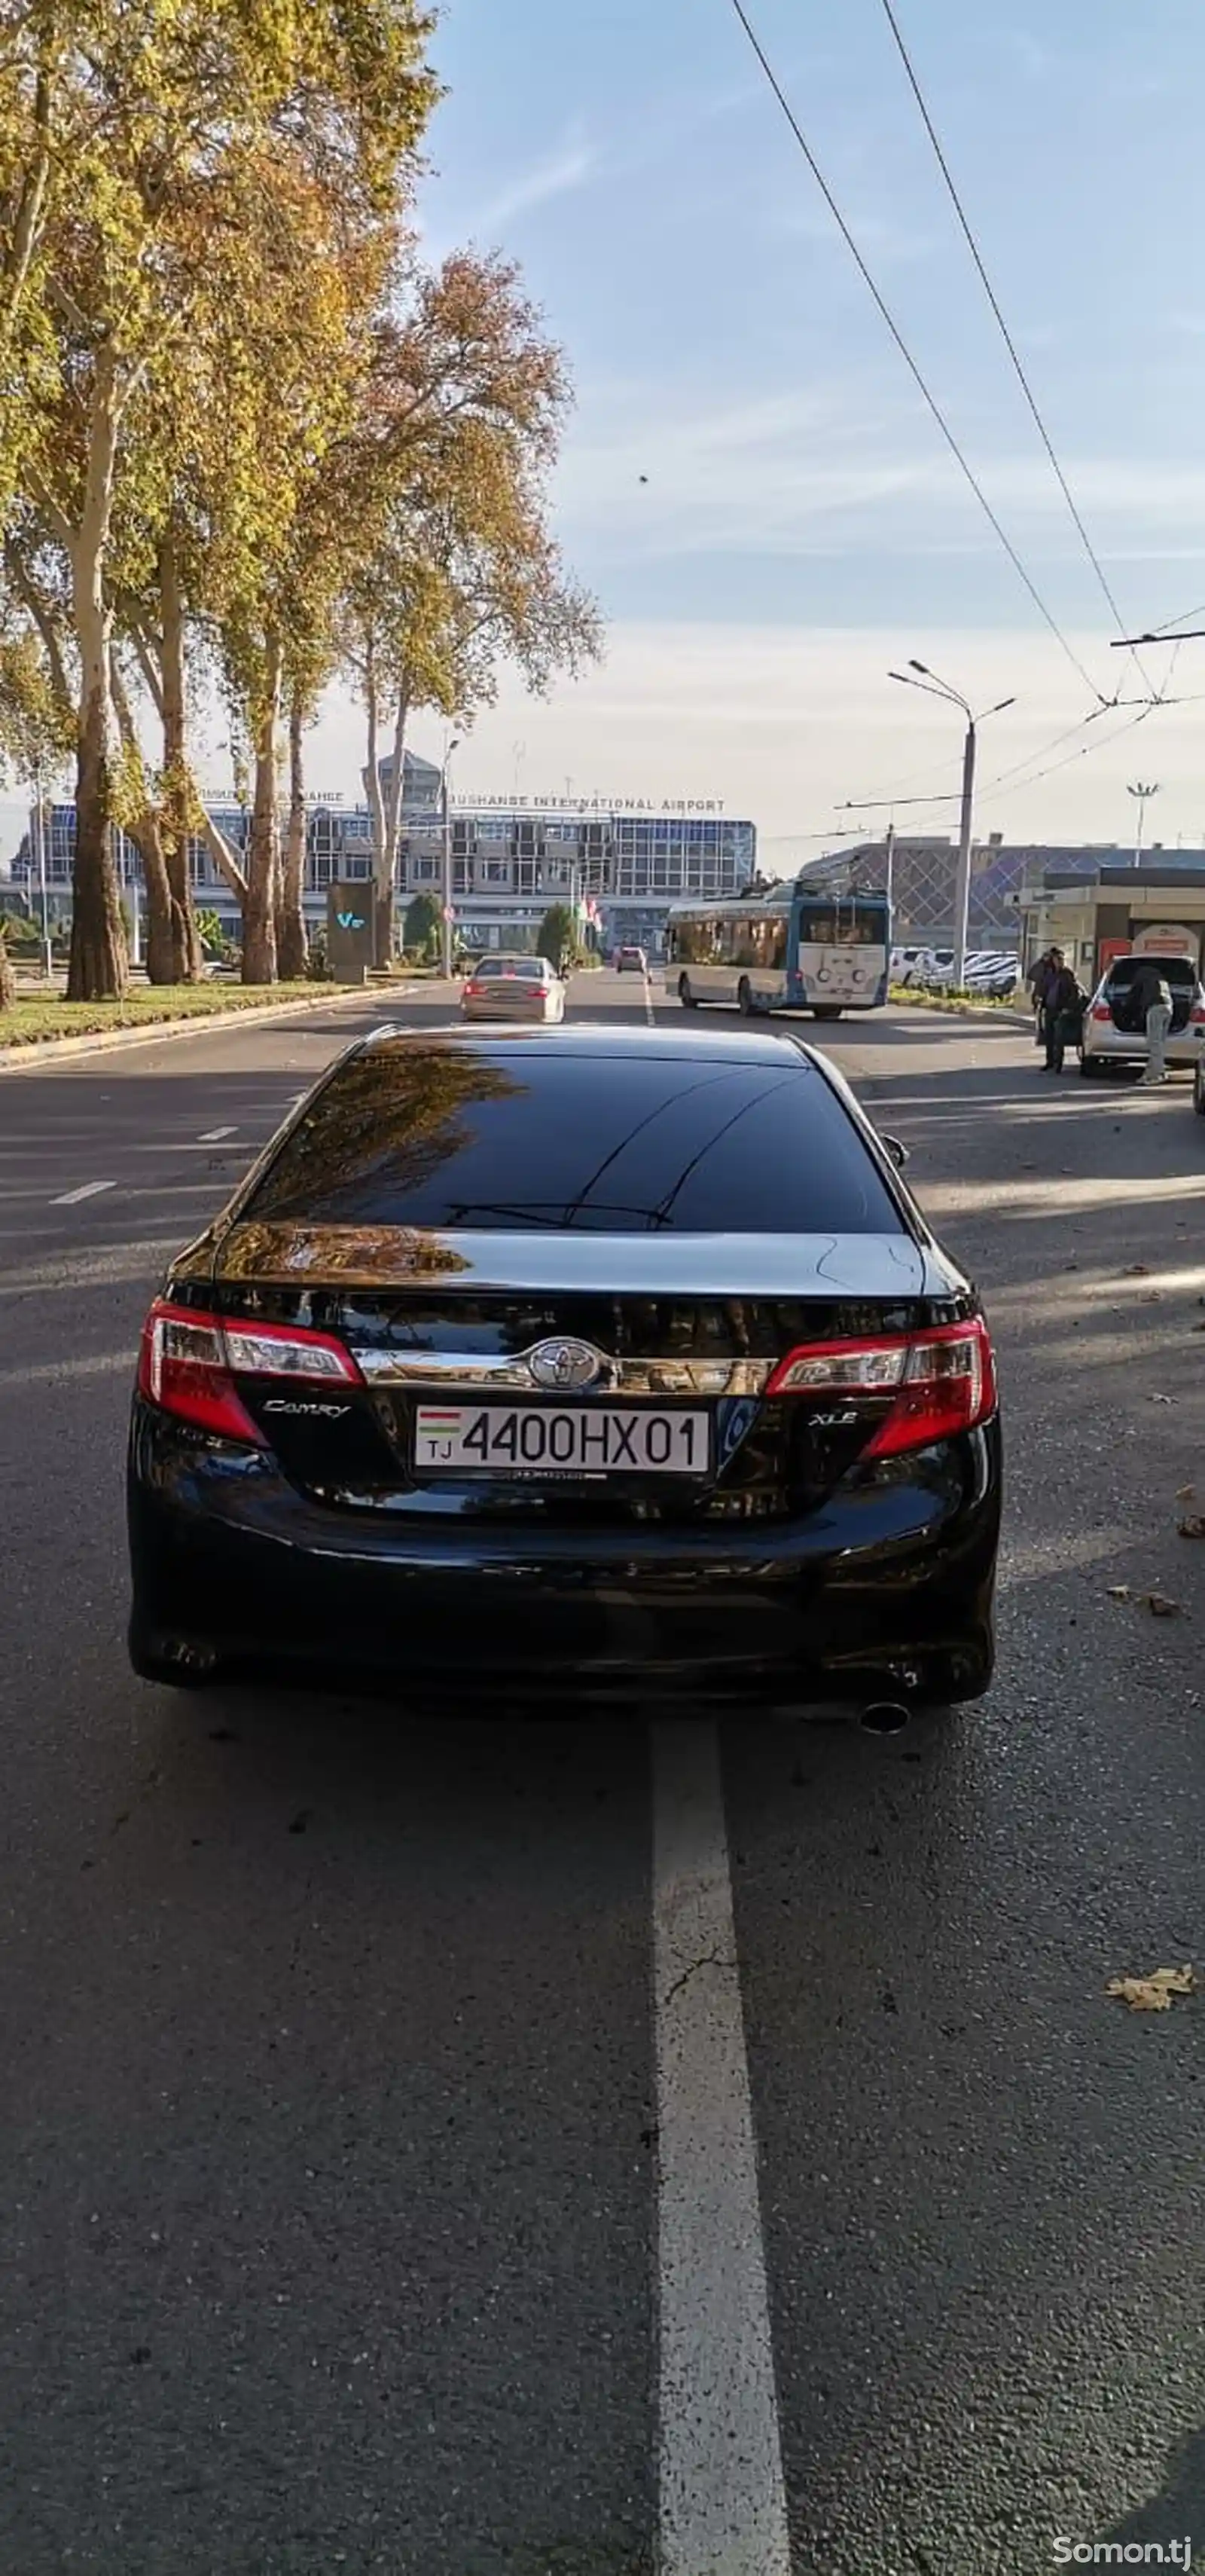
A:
[997,29,1055,83]
[472,127,596,235]
[770,203,940,268]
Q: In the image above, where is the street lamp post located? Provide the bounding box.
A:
[888,663,1016,989]
[441,736,460,979]
[1127,781,1159,869]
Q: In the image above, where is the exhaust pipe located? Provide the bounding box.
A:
[859,1700,911,1737]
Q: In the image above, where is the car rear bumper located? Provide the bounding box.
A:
[127,1404,1001,1706]
[460,1000,557,1023]
[1082,1028,1203,1065]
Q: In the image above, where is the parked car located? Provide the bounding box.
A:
[963,952,1020,998]
[906,950,1018,997]
[127,1024,1002,1715]
[461,955,566,1024]
[1079,955,1205,1077]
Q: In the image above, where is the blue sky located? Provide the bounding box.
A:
[8,0,1205,864]
[351,0,1205,858]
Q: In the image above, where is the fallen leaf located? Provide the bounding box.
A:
[1146,1593,1185,1618]
[1178,1517,1205,1542]
[1106,1965,1196,2012]
[1150,1393,1174,1404]
[1124,1263,1152,1277]
[1177,1485,1197,1502]
[1106,1584,1134,1603]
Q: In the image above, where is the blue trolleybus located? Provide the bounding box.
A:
[664,880,892,1021]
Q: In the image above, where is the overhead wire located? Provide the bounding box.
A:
[874,0,1158,704]
[723,0,1112,705]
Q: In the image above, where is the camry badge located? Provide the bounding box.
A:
[528,1337,607,1392]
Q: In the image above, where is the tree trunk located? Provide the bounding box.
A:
[362,635,390,969]
[160,533,203,983]
[374,680,409,967]
[277,690,308,980]
[110,653,175,985]
[67,642,127,1000]
[243,633,282,984]
[66,356,127,1001]
[0,928,15,1012]
[130,814,175,985]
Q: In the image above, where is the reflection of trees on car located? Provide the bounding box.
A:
[239,1048,520,1227]
[221,1221,473,1284]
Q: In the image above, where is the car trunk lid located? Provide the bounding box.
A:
[206,1224,965,1525]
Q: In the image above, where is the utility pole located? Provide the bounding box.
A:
[440,736,459,979]
[32,763,52,981]
[953,720,977,990]
[883,819,896,925]
[887,664,1015,989]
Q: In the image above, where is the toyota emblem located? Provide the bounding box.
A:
[528,1337,606,1392]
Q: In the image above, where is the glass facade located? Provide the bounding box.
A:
[8,752,757,955]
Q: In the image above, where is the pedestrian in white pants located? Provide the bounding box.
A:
[1143,995,1172,1084]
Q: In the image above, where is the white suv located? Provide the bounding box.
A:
[1080,955,1205,1077]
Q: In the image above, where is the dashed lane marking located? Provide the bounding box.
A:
[51,1180,116,1206]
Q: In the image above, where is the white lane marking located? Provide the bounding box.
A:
[0,1349,133,1389]
[198,1125,236,1142]
[653,1719,791,2576]
[51,1179,116,1206]
[644,972,657,1028]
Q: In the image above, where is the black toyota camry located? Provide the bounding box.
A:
[127,1024,1002,1715]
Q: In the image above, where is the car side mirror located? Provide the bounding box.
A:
[882,1133,910,1169]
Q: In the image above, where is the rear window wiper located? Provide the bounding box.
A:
[441,1199,674,1230]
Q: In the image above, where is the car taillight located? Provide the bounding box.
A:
[137,1301,362,1444]
[1091,1003,1111,1022]
[765,1319,996,1459]
[1191,1004,1205,1025]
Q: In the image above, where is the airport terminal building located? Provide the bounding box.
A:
[8,753,757,958]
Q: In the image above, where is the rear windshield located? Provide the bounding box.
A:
[1107,957,1197,985]
[243,1044,903,1236]
[474,957,545,978]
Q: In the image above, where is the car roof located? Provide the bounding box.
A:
[361,1021,815,1070]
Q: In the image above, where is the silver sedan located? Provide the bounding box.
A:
[461,955,567,1024]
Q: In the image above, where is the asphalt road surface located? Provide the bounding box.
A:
[2,973,1203,2576]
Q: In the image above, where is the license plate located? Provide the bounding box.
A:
[414,1403,709,1477]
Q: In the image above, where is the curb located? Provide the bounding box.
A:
[0,982,426,1074]
[893,999,1033,1032]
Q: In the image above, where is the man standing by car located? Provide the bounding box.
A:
[1042,949,1084,1072]
[1130,955,1175,1085]
[1029,949,1054,1049]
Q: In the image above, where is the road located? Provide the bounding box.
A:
[2,973,1204,2576]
